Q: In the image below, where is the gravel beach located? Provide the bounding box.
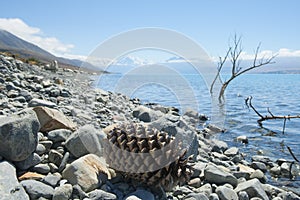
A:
[0,54,299,200]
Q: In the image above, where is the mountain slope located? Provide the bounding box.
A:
[0,29,56,59]
[0,29,96,70]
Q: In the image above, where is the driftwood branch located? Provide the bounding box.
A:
[246,96,300,133]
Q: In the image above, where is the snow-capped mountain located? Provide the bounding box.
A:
[112,55,151,66]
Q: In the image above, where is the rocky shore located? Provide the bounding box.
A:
[0,54,299,200]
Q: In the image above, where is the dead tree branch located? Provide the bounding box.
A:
[287,146,300,179]
[246,96,300,133]
[210,34,276,103]
[210,48,231,94]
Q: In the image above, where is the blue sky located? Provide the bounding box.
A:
[0,0,299,62]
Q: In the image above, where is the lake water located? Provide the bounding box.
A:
[95,73,300,165]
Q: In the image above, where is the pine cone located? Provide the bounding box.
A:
[103,123,193,191]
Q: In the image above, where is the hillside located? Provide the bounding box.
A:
[0,29,96,70]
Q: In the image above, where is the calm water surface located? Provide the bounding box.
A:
[96,74,300,158]
[95,73,300,187]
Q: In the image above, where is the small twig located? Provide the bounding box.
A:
[282,117,287,134]
[246,96,264,118]
[245,98,250,109]
[287,146,299,180]
[287,146,299,162]
[267,108,274,117]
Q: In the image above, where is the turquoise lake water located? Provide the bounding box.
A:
[94,72,300,188]
[95,73,300,162]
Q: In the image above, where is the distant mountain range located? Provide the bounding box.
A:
[1,29,299,74]
[0,29,96,70]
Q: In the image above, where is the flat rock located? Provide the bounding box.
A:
[65,125,105,158]
[250,161,267,172]
[28,98,56,108]
[52,184,73,200]
[88,189,117,200]
[0,108,40,161]
[132,105,163,122]
[204,164,238,187]
[62,154,110,192]
[211,140,228,153]
[18,172,45,181]
[188,177,202,188]
[0,161,29,199]
[194,183,212,197]
[224,147,239,157]
[31,163,50,174]
[234,178,268,200]
[42,173,62,187]
[33,106,76,132]
[251,155,271,164]
[238,164,255,174]
[216,185,238,200]
[250,169,267,183]
[47,129,72,142]
[204,124,225,134]
[21,179,54,199]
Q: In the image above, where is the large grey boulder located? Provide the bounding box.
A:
[0,108,40,161]
[234,178,268,200]
[65,125,105,158]
[204,164,238,187]
[21,179,54,199]
[62,154,110,192]
[0,161,29,199]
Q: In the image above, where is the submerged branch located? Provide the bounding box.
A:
[245,96,300,133]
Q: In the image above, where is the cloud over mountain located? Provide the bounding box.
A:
[0,18,74,56]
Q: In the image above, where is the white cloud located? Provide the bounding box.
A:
[0,18,74,56]
[277,48,300,57]
[212,48,300,62]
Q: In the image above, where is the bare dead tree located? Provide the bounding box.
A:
[245,96,300,133]
[210,34,277,102]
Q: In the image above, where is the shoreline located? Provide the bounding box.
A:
[0,54,299,199]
